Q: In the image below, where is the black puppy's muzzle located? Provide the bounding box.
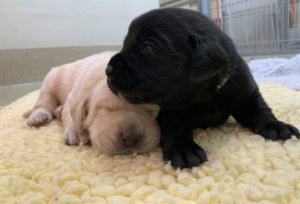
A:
[106,54,139,92]
[105,65,114,77]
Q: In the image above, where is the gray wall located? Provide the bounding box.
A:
[0,0,159,106]
[0,0,159,49]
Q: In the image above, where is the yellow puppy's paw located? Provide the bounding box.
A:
[64,124,89,146]
[26,107,53,127]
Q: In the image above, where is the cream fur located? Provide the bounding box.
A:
[24,52,160,154]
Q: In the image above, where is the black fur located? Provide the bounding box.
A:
[106,8,300,168]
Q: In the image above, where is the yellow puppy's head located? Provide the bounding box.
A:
[88,105,160,154]
[73,97,160,154]
[69,56,161,154]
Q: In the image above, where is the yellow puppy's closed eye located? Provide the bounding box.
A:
[137,104,160,119]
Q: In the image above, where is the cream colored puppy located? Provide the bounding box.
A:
[24,52,160,154]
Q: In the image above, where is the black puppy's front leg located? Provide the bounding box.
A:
[225,57,300,140]
[157,110,208,168]
[232,88,299,140]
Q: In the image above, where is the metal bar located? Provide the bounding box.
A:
[199,0,211,17]
[159,0,300,55]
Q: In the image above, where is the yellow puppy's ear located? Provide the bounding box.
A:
[73,98,89,134]
[53,106,63,120]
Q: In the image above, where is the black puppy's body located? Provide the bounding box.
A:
[106,8,299,168]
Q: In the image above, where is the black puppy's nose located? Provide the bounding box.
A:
[121,132,141,148]
[106,65,114,77]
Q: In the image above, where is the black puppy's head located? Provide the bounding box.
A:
[107,8,232,108]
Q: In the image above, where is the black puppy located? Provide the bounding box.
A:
[106,8,300,168]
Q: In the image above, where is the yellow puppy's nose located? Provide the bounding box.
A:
[121,132,141,148]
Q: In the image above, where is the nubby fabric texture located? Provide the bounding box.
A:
[0,84,299,204]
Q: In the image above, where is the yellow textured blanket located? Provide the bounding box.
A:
[0,84,300,204]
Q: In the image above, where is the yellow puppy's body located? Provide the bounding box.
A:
[24,52,160,154]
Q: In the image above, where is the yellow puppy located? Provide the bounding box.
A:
[24,52,160,154]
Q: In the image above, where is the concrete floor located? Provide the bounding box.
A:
[0,50,296,107]
[0,82,41,106]
[0,45,121,107]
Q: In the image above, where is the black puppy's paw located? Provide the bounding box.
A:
[255,120,300,140]
[163,141,208,169]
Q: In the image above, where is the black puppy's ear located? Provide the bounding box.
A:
[188,35,229,83]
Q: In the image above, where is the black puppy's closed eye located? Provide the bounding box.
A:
[139,42,154,53]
